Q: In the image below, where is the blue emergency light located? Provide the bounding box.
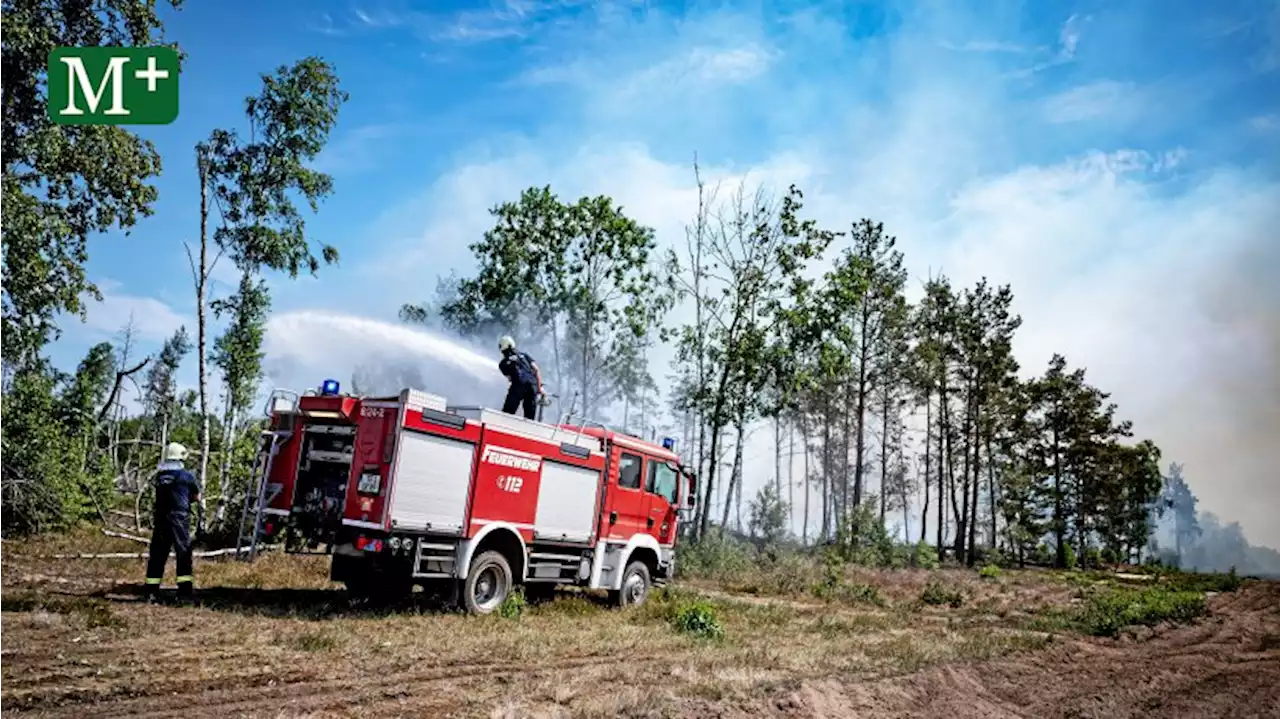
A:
[662,437,675,451]
[320,378,340,396]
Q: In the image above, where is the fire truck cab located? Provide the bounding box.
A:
[244,381,695,613]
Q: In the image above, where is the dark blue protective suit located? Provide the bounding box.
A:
[145,465,200,598]
[499,348,539,419]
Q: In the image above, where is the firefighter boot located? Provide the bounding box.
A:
[144,578,163,603]
[176,578,195,603]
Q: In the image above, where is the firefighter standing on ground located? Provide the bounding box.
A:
[498,335,543,420]
[144,442,201,601]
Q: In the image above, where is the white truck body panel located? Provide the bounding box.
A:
[388,430,475,535]
[534,460,601,543]
[448,406,600,454]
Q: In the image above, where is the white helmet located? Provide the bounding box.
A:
[498,335,515,352]
[162,442,190,463]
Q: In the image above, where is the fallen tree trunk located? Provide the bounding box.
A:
[101,527,149,542]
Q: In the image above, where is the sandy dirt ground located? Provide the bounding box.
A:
[2,543,1278,719]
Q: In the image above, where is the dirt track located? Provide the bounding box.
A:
[3,548,1278,718]
[782,582,1280,719]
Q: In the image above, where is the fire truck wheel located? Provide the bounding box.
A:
[614,561,651,608]
[463,550,513,614]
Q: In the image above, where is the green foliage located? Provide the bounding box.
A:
[1063,543,1078,570]
[979,564,1002,580]
[1077,587,1207,637]
[671,600,725,640]
[747,483,789,547]
[675,529,756,580]
[1,346,124,536]
[211,274,270,417]
[1,0,180,368]
[498,587,527,620]
[1149,566,1243,593]
[920,582,965,608]
[913,541,940,569]
[417,186,670,417]
[206,57,348,277]
[834,497,898,567]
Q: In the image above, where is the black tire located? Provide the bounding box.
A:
[613,560,651,608]
[463,550,513,615]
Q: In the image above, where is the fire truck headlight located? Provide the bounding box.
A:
[578,557,591,580]
[390,537,401,551]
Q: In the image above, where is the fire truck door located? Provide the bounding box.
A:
[644,459,679,545]
[607,450,650,540]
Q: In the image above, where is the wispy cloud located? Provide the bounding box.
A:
[313,123,408,176]
[1008,13,1092,78]
[1042,79,1138,123]
[1251,113,1280,131]
[938,40,1032,54]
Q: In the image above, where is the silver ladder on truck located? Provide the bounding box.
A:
[234,390,299,561]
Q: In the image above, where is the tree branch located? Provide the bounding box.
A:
[96,358,151,423]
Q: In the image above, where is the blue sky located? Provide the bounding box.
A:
[49,0,1280,544]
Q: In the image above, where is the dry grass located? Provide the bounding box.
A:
[0,534,1176,718]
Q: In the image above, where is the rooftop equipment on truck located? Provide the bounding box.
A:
[236,380,696,614]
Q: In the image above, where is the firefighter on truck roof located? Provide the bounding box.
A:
[497,335,543,420]
[144,442,202,602]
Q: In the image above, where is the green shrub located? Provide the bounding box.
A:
[1100,546,1119,565]
[913,540,940,569]
[978,564,1002,580]
[672,600,724,640]
[676,529,756,580]
[1083,546,1102,569]
[1032,543,1054,566]
[920,581,964,608]
[498,587,527,619]
[1064,544,1078,570]
[1158,566,1243,593]
[1078,587,1207,637]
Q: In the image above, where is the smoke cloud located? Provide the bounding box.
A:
[1158,227,1280,549]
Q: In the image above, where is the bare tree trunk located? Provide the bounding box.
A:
[787,416,795,534]
[801,411,811,545]
[987,433,998,551]
[880,389,890,525]
[721,407,747,531]
[852,302,871,511]
[214,391,236,526]
[774,414,782,500]
[193,150,212,515]
[957,386,973,563]
[821,391,832,541]
[920,390,932,544]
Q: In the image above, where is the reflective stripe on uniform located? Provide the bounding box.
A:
[145,577,162,585]
[175,575,194,584]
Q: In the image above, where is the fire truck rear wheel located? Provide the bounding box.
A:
[613,561,651,608]
[463,550,513,614]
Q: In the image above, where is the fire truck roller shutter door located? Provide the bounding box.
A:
[388,430,475,534]
[534,460,600,542]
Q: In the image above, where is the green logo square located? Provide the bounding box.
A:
[47,46,179,126]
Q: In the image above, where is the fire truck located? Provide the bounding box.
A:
[237,381,696,614]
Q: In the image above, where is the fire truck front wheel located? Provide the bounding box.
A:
[611,561,652,608]
[463,550,513,614]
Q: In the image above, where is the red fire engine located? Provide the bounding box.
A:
[238,382,696,614]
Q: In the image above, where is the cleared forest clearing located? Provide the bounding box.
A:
[3,532,1278,719]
